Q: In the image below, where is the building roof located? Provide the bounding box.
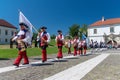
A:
[0,19,17,29]
[89,18,120,27]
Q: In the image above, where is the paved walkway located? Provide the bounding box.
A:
[44,54,109,80]
[0,48,119,80]
[0,55,80,74]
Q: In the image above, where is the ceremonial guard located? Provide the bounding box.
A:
[55,30,64,59]
[39,26,50,62]
[12,23,32,67]
[64,38,72,54]
[73,35,79,56]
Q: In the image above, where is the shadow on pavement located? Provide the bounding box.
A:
[64,57,79,59]
[31,62,54,66]
[0,58,10,60]
[33,58,51,60]
[51,59,68,62]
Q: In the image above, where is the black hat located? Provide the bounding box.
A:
[41,26,47,29]
[57,30,62,32]
[19,23,28,28]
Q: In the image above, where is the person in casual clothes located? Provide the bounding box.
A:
[55,30,64,59]
[82,40,87,55]
[78,40,83,55]
[10,32,18,48]
[89,39,94,48]
[39,26,50,63]
[67,39,72,54]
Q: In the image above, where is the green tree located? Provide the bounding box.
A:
[32,32,38,42]
[51,34,56,39]
[69,24,80,37]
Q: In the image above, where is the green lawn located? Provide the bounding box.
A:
[0,46,70,58]
[0,39,73,58]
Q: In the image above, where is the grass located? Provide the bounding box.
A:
[0,39,73,58]
[0,46,70,58]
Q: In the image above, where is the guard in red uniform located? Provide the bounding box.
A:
[40,26,50,63]
[55,30,64,59]
[83,40,87,55]
[73,36,79,56]
[12,23,32,67]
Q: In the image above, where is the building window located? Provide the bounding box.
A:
[5,39,8,42]
[0,29,1,35]
[110,27,114,33]
[5,30,8,35]
[11,31,14,36]
[93,29,97,34]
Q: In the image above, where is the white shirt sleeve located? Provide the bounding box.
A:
[55,36,57,42]
[22,31,32,45]
[61,35,64,40]
[12,30,24,41]
[47,33,51,43]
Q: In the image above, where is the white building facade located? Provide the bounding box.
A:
[88,17,120,46]
[0,19,17,44]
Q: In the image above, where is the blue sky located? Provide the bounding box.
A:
[0,0,120,35]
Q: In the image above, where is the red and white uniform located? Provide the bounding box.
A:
[55,34,64,46]
[12,30,31,66]
[40,31,50,62]
[55,34,64,58]
[78,41,83,55]
[72,38,79,56]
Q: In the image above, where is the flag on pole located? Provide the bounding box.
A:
[82,33,87,40]
[19,11,33,45]
[19,11,33,37]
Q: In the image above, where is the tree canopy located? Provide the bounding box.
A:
[68,24,88,39]
[69,24,80,37]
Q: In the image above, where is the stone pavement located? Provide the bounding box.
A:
[44,54,109,80]
[82,48,120,80]
[0,48,119,80]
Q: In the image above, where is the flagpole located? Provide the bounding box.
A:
[19,10,39,33]
[32,25,39,33]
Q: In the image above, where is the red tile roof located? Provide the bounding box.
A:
[0,19,17,29]
[90,18,120,27]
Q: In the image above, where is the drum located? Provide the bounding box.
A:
[64,41,68,48]
[73,42,78,47]
[17,39,26,51]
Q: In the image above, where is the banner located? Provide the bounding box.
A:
[82,33,87,40]
[19,11,33,45]
[19,11,33,38]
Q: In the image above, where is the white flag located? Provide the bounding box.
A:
[19,11,33,45]
[19,11,33,38]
